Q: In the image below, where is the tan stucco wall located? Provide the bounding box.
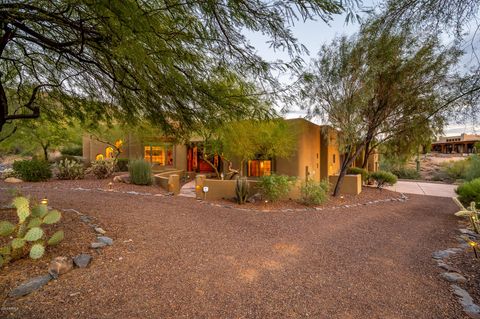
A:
[276,119,321,182]
[320,126,340,180]
[329,174,362,195]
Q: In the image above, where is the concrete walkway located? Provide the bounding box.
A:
[386,181,457,198]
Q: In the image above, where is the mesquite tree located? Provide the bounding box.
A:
[301,21,460,196]
[0,0,361,137]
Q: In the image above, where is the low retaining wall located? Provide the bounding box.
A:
[154,170,184,194]
[329,174,362,195]
[194,175,302,201]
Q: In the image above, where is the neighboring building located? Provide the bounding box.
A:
[431,133,480,154]
[82,118,378,180]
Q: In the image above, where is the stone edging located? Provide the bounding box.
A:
[196,193,409,213]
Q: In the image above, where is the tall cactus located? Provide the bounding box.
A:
[235,177,249,204]
[0,196,64,267]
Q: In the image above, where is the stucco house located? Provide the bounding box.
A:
[431,133,480,154]
[82,118,378,181]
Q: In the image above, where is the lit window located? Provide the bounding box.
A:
[144,144,173,166]
[248,160,271,177]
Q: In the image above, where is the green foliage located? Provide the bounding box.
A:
[301,179,330,206]
[0,1,357,135]
[347,167,368,182]
[55,158,85,180]
[440,158,470,181]
[389,167,420,180]
[129,159,152,185]
[13,159,52,182]
[235,177,249,204]
[116,159,129,172]
[61,145,83,156]
[456,178,480,207]
[221,120,296,163]
[257,174,296,202]
[465,155,480,181]
[0,197,64,266]
[87,160,115,179]
[368,171,398,188]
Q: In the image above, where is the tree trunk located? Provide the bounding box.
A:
[333,145,365,197]
[42,143,49,161]
[361,141,370,169]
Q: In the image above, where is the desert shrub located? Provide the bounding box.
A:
[347,167,368,182]
[301,179,330,206]
[116,158,129,172]
[390,167,420,180]
[12,160,52,182]
[87,159,115,179]
[55,159,85,180]
[368,171,398,188]
[257,174,295,202]
[456,178,480,207]
[61,145,83,156]
[465,155,480,181]
[129,159,152,185]
[440,158,470,181]
[0,196,64,266]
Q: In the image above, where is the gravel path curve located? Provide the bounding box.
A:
[0,183,466,318]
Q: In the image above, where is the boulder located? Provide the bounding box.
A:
[4,177,23,183]
[441,272,467,283]
[48,257,73,279]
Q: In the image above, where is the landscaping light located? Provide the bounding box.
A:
[469,241,478,247]
[108,182,113,191]
[41,198,48,205]
[195,185,201,191]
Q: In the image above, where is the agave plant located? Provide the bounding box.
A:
[454,199,480,234]
[0,196,64,267]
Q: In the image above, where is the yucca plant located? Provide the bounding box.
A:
[0,196,64,267]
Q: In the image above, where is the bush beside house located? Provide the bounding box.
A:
[301,180,329,205]
[257,174,295,202]
[369,171,398,189]
[456,178,480,207]
[13,160,52,182]
[129,159,153,185]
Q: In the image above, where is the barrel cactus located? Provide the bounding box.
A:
[0,196,64,267]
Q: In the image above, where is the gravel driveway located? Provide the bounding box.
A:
[0,183,466,318]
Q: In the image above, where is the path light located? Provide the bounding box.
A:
[41,198,48,205]
[108,182,113,191]
[469,241,478,258]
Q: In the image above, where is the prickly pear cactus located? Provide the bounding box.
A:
[0,196,64,267]
[235,177,249,204]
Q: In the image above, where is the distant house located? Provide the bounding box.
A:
[431,133,480,154]
[82,118,379,180]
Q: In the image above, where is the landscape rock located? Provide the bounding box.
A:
[247,193,262,203]
[437,261,461,273]
[4,177,23,183]
[452,284,480,318]
[94,227,106,234]
[97,236,113,246]
[48,256,73,279]
[8,274,52,297]
[80,215,92,223]
[73,254,92,268]
[90,242,106,249]
[432,248,462,260]
[460,229,480,239]
[441,272,467,283]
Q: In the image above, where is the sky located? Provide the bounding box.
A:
[245,1,479,137]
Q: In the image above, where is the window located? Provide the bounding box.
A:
[248,160,272,177]
[333,154,336,163]
[144,144,173,165]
